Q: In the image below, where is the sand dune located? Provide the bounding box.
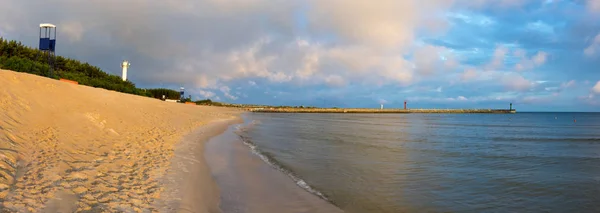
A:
[0,70,240,212]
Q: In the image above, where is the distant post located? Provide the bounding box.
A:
[37,23,57,77]
[404,101,407,110]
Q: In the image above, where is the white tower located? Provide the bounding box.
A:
[380,104,384,110]
[121,60,130,81]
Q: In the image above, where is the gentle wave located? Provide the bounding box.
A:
[234,120,334,204]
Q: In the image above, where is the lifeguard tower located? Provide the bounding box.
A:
[180,87,185,102]
[37,23,57,77]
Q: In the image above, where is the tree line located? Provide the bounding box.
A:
[0,37,182,99]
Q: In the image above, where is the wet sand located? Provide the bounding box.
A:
[205,122,343,213]
[0,70,240,212]
[154,118,243,213]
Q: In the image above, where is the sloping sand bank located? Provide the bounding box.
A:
[0,70,240,212]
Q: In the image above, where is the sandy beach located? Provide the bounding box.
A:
[0,70,240,212]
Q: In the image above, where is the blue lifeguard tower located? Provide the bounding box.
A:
[180,87,185,101]
[37,23,57,77]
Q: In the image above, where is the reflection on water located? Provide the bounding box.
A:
[239,113,600,213]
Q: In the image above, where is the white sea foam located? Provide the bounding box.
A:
[236,119,330,202]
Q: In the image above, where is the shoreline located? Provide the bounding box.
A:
[247,108,516,114]
[153,117,243,213]
[204,115,343,213]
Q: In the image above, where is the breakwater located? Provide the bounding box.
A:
[246,108,516,114]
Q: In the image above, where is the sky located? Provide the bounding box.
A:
[1,0,600,111]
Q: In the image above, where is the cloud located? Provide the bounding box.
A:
[584,33,600,57]
[444,96,469,101]
[520,95,555,104]
[502,73,533,91]
[0,0,467,92]
[485,45,509,71]
[404,95,470,103]
[561,80,576,89]
[458,0,534,9]
[514,50,548,71]
[225,94,238,100]
[532,52,548,65]
[220,86,238,100]
[444,56,460,70]
[307,0,454,48]
[446,11,496,27]
[461,67,478,81]
[198,90,216,99]
[593,81,600,93]
[587,0,600,13]
[295,43,320,81]
[525,20,556,36]
[324,75,346,87]
[413,44,450,75]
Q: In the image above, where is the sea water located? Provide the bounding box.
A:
[236,112,600,213]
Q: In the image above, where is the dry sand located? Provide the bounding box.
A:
[0,70,240,212]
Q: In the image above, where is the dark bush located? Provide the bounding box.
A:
[0,37,172,100]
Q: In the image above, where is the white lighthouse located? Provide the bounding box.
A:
[121,60,130,81]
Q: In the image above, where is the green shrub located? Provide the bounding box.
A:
[0,37,177,100]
